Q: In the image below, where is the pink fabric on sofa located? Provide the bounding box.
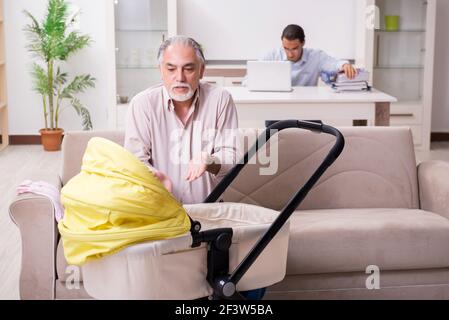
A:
[17,180,64,222]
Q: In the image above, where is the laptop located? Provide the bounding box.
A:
[247,60,292,92]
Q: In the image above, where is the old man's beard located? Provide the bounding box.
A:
[169,82,195,102]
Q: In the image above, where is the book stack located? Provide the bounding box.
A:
[331,69,371,93]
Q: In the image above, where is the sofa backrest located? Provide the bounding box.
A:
[61,126,419,210]
[61,131,125,186]
[224,127,419,210]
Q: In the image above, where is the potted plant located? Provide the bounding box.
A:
[24,0,95,151]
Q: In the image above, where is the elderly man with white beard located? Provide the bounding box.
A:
[124,36,268,300]
[124,36,239,205]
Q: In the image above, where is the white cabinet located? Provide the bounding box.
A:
[112,0,177,129]
[116,103,129,130]
[114,0,168,100]
[201,76,244,87]
[201,76,225,86]
[224,77,244,87]
[365,0,436,150]
[202,66,246,88]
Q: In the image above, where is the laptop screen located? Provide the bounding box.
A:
[247,61,292,92]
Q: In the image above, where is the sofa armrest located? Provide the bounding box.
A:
[8,173,61,300]
[418,160,449,219]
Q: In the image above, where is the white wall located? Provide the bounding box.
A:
[4,0,116,135]
[4,0,448,133]
[178,0,357,61]
[431,0,449,133]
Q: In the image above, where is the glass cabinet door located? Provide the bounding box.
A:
[114,0,167,104]
[373,0,427,102]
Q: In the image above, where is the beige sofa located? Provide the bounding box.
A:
[9,126,449,299]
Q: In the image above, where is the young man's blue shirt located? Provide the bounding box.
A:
[261,47,348,86]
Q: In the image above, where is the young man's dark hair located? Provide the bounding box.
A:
[281,24,306,43]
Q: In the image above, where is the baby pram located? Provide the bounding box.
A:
[81,120,344,300]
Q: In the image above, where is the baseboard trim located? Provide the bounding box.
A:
[431,132,449,142]
[9,135,41,145]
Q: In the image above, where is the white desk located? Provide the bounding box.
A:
[224,86,397,128]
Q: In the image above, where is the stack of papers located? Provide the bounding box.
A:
[332,81,370,92]
[331,69,371,93]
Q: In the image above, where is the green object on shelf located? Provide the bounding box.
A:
[385,15,400,31]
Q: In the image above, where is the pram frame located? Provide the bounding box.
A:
[190,120,345,300]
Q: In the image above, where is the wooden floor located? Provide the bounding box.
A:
[1,143,449,299]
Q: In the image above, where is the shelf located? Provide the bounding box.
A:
[374,66,424,70]
[372,0,434,151]
[116,65,159,70]
[375,29,426,33]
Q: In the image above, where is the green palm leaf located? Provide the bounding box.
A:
[44,0,67,38]
[31,63,50,95]
[23,10,48,60]
[61,75,96,99]
[71,98,92,130]
[58,32,91,60]
[54,66,68,86]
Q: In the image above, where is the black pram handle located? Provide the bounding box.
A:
[193,120,345,298]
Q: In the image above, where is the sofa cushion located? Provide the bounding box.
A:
[287,208,449,275]
[58,207,449,281]
[57,207,449,284]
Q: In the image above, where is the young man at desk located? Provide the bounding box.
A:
[263,24,357,86]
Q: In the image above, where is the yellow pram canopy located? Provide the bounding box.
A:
[58,137,191,266]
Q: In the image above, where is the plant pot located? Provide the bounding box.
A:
[39,128,64,151]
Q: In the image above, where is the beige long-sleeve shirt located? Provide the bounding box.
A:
[124,82,239,204]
